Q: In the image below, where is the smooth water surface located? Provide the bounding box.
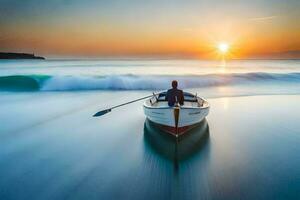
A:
[0,92,299,200]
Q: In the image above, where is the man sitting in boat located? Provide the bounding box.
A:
[165,80,184,106]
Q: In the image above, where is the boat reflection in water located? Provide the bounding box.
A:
[144,118,209,169]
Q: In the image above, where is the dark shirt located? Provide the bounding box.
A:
[165,88,184,106]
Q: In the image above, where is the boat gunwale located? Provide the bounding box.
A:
[143,97,210,110]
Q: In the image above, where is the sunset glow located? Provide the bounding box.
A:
[218,43,229,54]
[0,0,299,59]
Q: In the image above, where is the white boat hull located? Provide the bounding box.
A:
[143,106,209,127]
[143,93,210,136]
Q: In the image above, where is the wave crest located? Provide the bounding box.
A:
[0,75,42,91]
[0,72,300,91]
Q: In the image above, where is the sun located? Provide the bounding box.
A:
[217,43,229,54]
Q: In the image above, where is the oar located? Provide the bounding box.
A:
[93,93,157,117]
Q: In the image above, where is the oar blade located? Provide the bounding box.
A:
[93,109,111,117]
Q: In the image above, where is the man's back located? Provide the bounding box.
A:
[165,88,184,106]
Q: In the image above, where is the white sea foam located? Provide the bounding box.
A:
[39,72,300,91]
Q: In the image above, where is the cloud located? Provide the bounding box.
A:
[249,15,278,21]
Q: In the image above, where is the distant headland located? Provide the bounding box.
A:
[0,52,45,60]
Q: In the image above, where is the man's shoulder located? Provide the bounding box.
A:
[167,88,177,92]
[167,88,183,93]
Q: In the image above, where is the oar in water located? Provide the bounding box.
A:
[93,93,158,117]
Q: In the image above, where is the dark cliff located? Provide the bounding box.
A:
[0,52,45,59]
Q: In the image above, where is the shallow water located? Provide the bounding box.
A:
[0,92,299,200]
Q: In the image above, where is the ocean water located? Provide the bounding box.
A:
[0,59,300,94]
[0,59,300,200]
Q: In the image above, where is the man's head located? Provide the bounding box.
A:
[172,80,178,89]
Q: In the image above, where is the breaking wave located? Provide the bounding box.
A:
[0,72,300,91]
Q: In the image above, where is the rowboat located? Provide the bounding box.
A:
[143,92,210,137]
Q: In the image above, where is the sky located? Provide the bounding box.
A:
[0,0,300,58]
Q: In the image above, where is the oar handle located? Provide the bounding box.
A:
[93,92,162,117]
[110,94,154,110]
